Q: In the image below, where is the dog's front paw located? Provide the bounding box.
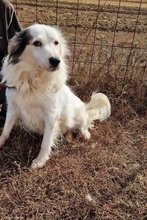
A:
[31,156,49,169]
[82,130,91,140]
[0,134,7,147]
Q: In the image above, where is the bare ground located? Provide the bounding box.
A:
[0,1,147,219]
[65,0,147,8]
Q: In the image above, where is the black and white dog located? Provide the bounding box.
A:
[0,24,111,168]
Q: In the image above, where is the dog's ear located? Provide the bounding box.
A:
[60,35,70,58]
[8,29,32,64]
[54,27,70,58]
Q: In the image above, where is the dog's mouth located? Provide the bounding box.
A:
[49,66,59,72]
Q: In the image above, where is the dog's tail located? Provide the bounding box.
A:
[86,93,111,128]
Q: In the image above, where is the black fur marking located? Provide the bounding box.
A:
[9,29,32,64]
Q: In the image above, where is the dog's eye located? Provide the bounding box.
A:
[33,41,42,47]
[54,40,59,45]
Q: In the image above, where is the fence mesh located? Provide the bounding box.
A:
[11,0,147,105]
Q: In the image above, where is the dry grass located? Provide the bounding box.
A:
[0,107,146,219]
[0,1,147,219]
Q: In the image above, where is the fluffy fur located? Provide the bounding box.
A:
[0,24,111,168]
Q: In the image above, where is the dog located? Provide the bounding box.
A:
[0,24,111,168]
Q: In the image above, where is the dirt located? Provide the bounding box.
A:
[65,0,147,8]
[0,1,147,219]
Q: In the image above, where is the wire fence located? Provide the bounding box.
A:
[11,0,147,101]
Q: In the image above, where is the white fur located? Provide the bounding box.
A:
[0,24,111,168]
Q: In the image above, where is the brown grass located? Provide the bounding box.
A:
[0,1,147,219]
[0,109,146,219]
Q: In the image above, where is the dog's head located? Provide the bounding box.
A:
[8,24,69,71]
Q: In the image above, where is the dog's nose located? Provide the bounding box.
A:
[49,57,60,69]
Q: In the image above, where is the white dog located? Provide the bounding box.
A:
[0,24,111,168]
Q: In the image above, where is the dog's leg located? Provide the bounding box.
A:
[0,108,18,147]
[81,126,91,140]
[77,108,91,140]
[31,114,58,169]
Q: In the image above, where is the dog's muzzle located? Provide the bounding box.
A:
[49,57,60,70]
